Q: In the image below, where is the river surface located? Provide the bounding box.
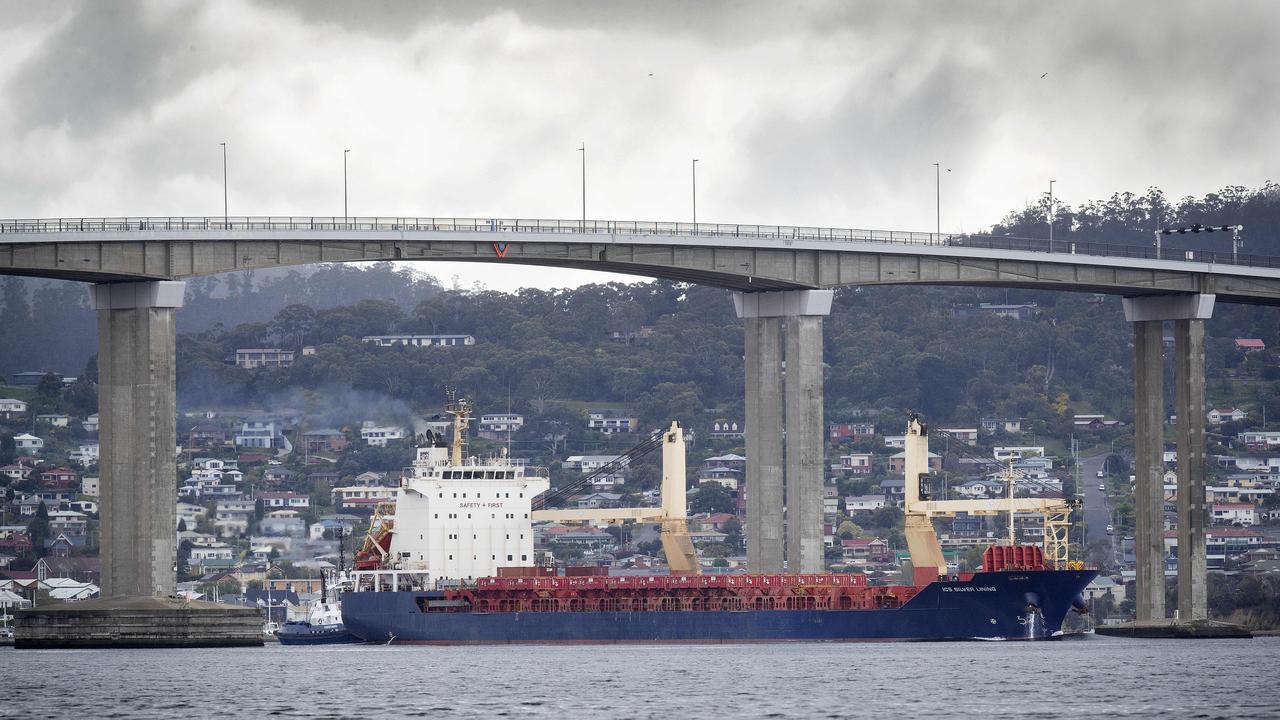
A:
[4,637,1279,718]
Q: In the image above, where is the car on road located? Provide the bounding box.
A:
[1106,524,1114,534]
[1099,483,1106,491]
[1096,470,1105,478]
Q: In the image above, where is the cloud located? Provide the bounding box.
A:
[0,0,1275,290]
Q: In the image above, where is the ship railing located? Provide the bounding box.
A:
[349,569,432,592]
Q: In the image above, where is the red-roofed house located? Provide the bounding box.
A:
[840,538,891,562]
[1235,338,1266,351]
[1207,408,1246,424]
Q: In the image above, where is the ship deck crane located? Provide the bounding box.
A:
[901,417,1077,579]
[531,422,701,574]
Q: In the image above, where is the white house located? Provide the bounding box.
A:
[361,334,476,348]
[235,421,281,449]
[883,435,906,449]
[587,412,638,434]
[564,455,626,472]
[81,414,99,433]
[70,444,99,468]
[14,433,43,454]
[994,446,1045,461]
[80,477,99,497]
[36,414,70,428]
[332,485,397,509]
[361,423,407,447]
[839,453,874,475]
[478,413,524,439]
[1207,408,1246,424]
[0,398,27,418]
[845,494,886,512]
[939,428,979,445]
[1211,503,1257,526]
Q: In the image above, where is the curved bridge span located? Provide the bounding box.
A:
[2,215,1280,303]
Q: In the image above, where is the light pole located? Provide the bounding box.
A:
[692,159,699,225]
[219,142,228,228]
[932,162,940,240]
[343,149,350,225]
[578,142,586,229]
[1048,179,1056,252]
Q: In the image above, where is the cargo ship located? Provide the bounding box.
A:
[342,402,1094,643]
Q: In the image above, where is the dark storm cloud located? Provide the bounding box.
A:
[5,1,211,135]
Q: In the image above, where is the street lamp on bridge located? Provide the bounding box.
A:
[579,142,586,229]
[219,142,228,229]
[343,149,350,225]
[1048,179,1056,253]
[692,159,699,225]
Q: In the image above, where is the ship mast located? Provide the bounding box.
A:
[445,389,473,466]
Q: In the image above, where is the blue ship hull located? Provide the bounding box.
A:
[341,570,1095,644]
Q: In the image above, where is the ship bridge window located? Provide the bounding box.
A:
[505,492,510,498]
[507,554,513,561]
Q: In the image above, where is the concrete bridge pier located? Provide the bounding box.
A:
[90,280,186,597]
[1122,294,1214,622]
[734,290,833,573]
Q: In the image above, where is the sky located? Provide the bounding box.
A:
[1,0,1276,292]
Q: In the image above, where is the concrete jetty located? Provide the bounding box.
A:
[15,595,263,649]
[1094,618,1252,640]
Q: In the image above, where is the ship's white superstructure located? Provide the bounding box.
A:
[385,425,548,583]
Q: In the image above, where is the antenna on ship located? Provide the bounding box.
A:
[445,388,473,467]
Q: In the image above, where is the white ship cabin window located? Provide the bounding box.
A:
[467,513,472,519]
[419,534,423,540]
[520,534,524,539]
[473,534,477,540]
[519,493,523,498]
[507,555,513,561]
[521,555,527,561]
[491,555,496,560]
[462,493,467,498]
[400,552,411,559]
[438,493,443,498]
[505,534,510,539]
[449,555,453,560]
[433,514,438,519]
[452,493,457,498]
[504,493,509,498]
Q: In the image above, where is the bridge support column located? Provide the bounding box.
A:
[1122,294,1214,623]
[742,316,784,572]
[1174,318,1208,620]
[734,290,832,573]
[90,280,186,598]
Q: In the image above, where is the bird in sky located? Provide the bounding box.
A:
[1040,72,1048,78]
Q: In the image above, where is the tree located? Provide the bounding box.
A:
[0,435,14,467]
[689,483,735,515]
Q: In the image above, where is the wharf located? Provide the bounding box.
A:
[1095,618,1252,640]
[15,595,264,649]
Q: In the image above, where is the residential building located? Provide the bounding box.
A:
[1073,414,1121,429]
[256,491,311,510]
[839,453,874,475]
[36,414,69,428]
[478,414,524,440]
[1235,338,1266,351]
[332,485,397,509]
[301,429,348,454]
[883,435,906,449]
[47,510,88,537]
[176,502,208,527]
[260,511,307,538]
[608,327,655,343]
[40,468,79,488]
[361,423,406,447]
[994,446,1045,461]
[234,348,295,369]
[564,455,626,472]
[81,414,99,433]
[573,492,622,509]
[840,538,892,563]
[14,433,43,454]
[887,451,941,473]
[1,464,32,482]
[952,302,1037,320]
[9,371,60,387]
[361,334,476,348]
[0,398,27,419]
[187,424,227,447]
[1211,503,1257,526]
[1239,431,1280,451]
[828,422,876,443]
[1208,408,1246,424]
[80,477,99,497]
[69,444,99,468]
[698,467,740,490]
[709,419,744,440]
[939,428,979,445]
[235,421,281,449]
[981,418,1023,435]
[845,494,885,512]
[587,412,638,434]
[213,500,256,536]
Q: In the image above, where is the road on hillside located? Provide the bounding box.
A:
[1079,453,1117,567]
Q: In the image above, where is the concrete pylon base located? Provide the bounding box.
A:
[14,595,264,649]
[1094,618,1252,640]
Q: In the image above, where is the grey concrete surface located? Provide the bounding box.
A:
[1175,319,1208,620]
[1132,319,1166,621]
[784,315,825,573]
[92,281,184,598]
[744,316,784,572]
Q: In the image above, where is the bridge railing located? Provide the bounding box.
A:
[1,216,1278,270]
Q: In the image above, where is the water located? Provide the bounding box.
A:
[4,638,1280,718]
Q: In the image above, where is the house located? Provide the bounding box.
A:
[1,464,33,482]
[709,419,744,439]
[189,541,236,567]
[845,494,886,512]
[256,491,311,510]
[608,327,655,343]
[981,418,1023,435]
[80,477,99,497]
[262,467,296,485]
[1072,414,1122,429]
[235,421,282,449]
[587,412,638,434]
[691,513,738,532]
[69,444,99,468]
[828,422,876,443]
[361,334,476,348]
[47,510,88,537]
[1211,503,1257,526]
[939,428,979,446]
[176,502,209,527]
[878,478,906,504]
[332,485,397,509]
[68,500,97,514]
[703,453,746,473]
[839,453,874,475]
[1239,431,1280,451]
[213,500,256,536]
[478,414,524,440]
[14,433,43,454]
[301,428,348,454]
[887,451,941,473]
[955,479,1004,498]
[40,468,79,488]
[36,414,70,428]
[840,538,892,562]
[1207,408,1246,424]
[883,435,906,449]
[9,371,60,387]
[45,532,88,557]
[574,492,623,509]
[697,467,740,490]
[1235,338,1266,351]
[994,446,1045,462]
[187,423,227,447]
[81,414,99,433]
[233,348,295,369]
[361,423,406,447]
[1082,576,1126,604]
[259,510,307,538]
[0,398,27,419]
[564,455,626,472]
[589,473,628,489]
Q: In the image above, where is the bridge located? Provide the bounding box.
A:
[5,215,1280,626]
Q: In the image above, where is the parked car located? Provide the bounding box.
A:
[1106,525,1114,534]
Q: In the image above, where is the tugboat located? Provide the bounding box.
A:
[276,595,359,645]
